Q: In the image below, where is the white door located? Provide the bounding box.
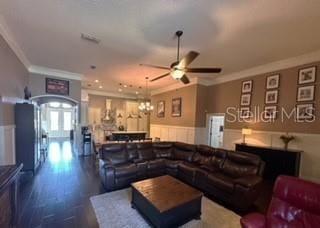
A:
[46,103,75,138]
[208,115,225,148]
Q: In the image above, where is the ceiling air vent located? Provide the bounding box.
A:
[81,33,101,44]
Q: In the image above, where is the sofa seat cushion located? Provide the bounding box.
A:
[200,164,219,173]
[114,164,137,178]
[165,160,183,169]
[147,159,165,170]
[207,172,235,193]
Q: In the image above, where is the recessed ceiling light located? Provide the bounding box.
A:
[99,86,103,89]
[135,91,139,94]
[123,84,128,88]
[118,88,122,92]
[94,79,99,83]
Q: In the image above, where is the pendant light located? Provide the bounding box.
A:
[138,77,154,114]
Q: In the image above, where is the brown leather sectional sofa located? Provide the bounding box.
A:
[99,141,265,211]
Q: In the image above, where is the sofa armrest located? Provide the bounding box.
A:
[235,175,263,188]
[240,213,266,228]
[99,158,114,169]
[233,175,263,211]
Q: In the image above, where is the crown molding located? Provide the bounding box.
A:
[29,65,84,81]
[150,77,211,96]
[0,16,31,69]
[209,49,320,85]
[84,89,137,100]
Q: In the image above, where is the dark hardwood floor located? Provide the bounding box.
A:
[16,139,273,228]
[17,139,103,228]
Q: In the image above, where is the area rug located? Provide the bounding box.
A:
[90,188,241,228]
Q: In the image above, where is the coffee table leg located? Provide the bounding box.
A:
[131,203,136,209]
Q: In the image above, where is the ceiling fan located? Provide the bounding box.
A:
[140,30,222,84]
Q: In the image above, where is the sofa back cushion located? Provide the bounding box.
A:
[126,143,138,162]
[222,151,261,178]
[137,142,155,161]
[173,142,195,162]
[193,145,214,165]
[208,148,227,169]
[153,142,173,159]
[101,143,128,165]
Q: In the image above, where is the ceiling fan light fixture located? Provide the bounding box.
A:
[171,69,185,80]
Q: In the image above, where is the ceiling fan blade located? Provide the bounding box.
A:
[180,75,190,84]
[177,51,199,69]
[150,73,170,82]
[186,67,222,73]
[139,64,170,70]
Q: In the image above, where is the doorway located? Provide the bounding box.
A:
[41,102,76,138]
[208,115,225,148]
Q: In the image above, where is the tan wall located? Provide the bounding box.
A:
[0,34,28,126]
[195,84,208,127]
[207,61,320,134]
[29,73,82,103]
[150,84,198,127]
[0,103,15,126]
[88,94,127,110]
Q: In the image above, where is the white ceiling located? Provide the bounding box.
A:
[1,0,320,95]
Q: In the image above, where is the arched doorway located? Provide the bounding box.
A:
[30,95,79,139]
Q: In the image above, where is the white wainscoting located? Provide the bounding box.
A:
[222,128,320,183]
[0,125,16,165]
[150,124,207,145]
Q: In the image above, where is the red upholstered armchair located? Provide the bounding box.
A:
[240,175,320,228]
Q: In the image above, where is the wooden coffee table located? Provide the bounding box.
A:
[131,175,203,228]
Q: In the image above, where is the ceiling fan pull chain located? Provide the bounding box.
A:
[177,35,180,62]
[176,30,183,62]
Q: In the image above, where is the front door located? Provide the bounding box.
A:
[46,103,74,138]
